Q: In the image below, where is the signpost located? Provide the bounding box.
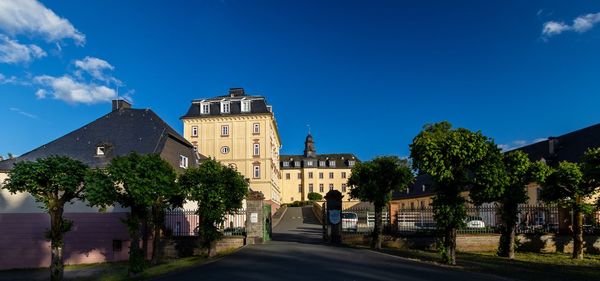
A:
[325,190,343,244]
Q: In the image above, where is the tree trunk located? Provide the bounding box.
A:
[572,199,584,260]
[151,205,163,265]
[128,206,145,276]
[498,203,518,259]
[49,202,65,281]
[444,227,457,265]
[371,204,383,250]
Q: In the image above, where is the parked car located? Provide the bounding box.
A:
[465,216,486,229]
[342,212,358,232]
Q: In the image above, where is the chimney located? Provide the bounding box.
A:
[548,137,558,155]
[112,99,132,111]
[229,88,245,97]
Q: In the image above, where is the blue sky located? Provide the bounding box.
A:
[1,0,600,161]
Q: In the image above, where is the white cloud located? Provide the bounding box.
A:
[34,74,117,104]
[0,34,46,64]
[0,72,18,84]
[74,56,122,85]
[0,0,85,45]
[498,138,548,152]
[35,88,46,99]
[542,12,600,38]
[9,107,37,119]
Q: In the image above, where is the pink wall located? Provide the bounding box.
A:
[0,212,130,270]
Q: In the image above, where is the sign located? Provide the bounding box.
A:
[250,212,258,223]
[329,209,341,225]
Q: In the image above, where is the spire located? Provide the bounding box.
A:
[304,132,316,158]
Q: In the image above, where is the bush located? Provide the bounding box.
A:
[307,192,323,201]
[286,201,312,207]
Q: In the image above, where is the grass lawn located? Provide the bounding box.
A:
[377,248,600,281]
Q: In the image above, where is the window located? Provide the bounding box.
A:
[286,173,290,180]
[241,99,251,112]
[319,172,323,179]
[221,125,229,136]
[220,101,231,113]
[329,172,334,179]
[308,172,313,179]
[319,184,324,192]
[200,102,210,114]
[191,126,198,137]
[112,240,122,252]
[253,143,260,156]
[253,165,260,178]
[329,160,336,167]
[329,183,334,191]
[220,146,230,154]
[297,173,301,179]
[306,160,313,166]
[298,184,302,192]
[96,146,106,156]
[294,161,300,167]
[401,203,405,209]
[341,172,346,179]
[309,184,314,193]
[342,184,347,192]
[283,161,289,167]
[420,201,425,210]
[179,155,189,169]
[410,202,415,210]
[348,160,356,167]
[319,160,326,167]
[253,123,260,134]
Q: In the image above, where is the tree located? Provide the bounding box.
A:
[3,156,89,281]
[178,158,248,256]
[472,150,548,259]
[410,122,503,265]
[307,192,323,201]
[539,148,600,260]
[348,156,414,250]
[86,153,177,275]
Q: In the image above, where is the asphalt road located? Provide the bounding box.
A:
[155,206,511,281]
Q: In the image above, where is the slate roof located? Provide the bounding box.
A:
[392,174,434,200]
[0,106,199,171]
[516,122,600,164]
[181,88,273,119]
[280,153,359,169]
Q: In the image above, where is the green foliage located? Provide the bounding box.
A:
[539,148,600,259]
[2,156,90,281]
[307,192,323,201]
[85,152,178,274]
[348,156,414,206]
[348,156,414,249]
[410,122,502,265]
[178,158,248,252]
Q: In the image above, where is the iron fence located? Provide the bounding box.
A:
[165,209,247,237]
[340,208,390,236]
[394,204,559,235]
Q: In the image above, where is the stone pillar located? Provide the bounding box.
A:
[325,190,343,244]
[246,191,265,244]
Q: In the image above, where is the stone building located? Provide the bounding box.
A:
[181,88,283,208]
[280,133,359,203]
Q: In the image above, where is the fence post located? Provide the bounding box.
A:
[246,191,265,244]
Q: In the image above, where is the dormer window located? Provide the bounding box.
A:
[306,160,313,166]
[220,100,231,114]
[348,160,355,167]
[294,161,300,167]
[180,155,189,169]
[200,102,210,114]
[96,146,106,156]
[329,160,336,167]
[283,161,289,167]
[319,160,326,167]
[241,99,251,112]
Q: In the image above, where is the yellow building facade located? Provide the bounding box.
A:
[181,88,283,207]
[279,134,358,203]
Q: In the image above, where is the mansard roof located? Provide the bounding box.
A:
[181,88,273,119]
[280,153,359,169]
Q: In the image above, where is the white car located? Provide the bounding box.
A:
[465,216,486,229]
[342,212,358,232]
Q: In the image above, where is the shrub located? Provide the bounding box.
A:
[307,192,323,201]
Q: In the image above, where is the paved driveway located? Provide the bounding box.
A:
[155,206,511,281]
